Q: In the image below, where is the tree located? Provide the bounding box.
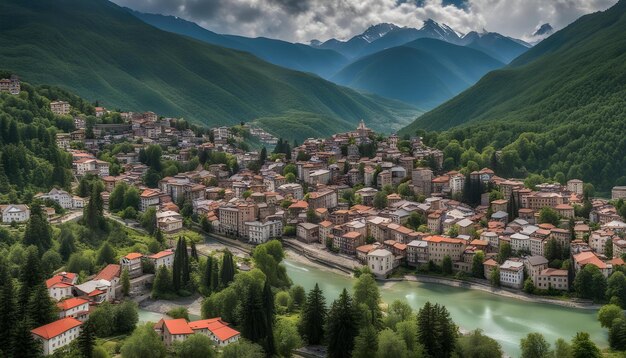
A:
[570,331,600,358]
[352,323,379,358]
[607,271,626,308]
[76,319,96,358]
[274,318,302,358]
[239,284,268,344]
[539,207,560,226]
[472,251,485,278]
[121,268,130,296]
[259,146,267,164]
[140,207,157,234]
[58,227,77,261]
[41,250,62,277]
[262,280,276,356]
[220,250,236,288]
[377,329,409,358]
[383,300,413,330]
[108,182,127,212]
[0,258,16,356]
[598,304,624,328]
[120,323,166,358]
[210,259,220,293]
[442,255,453,275]
[490,267,500,286]
[12,319,41,358]
[222,339,265,358]
[455,329,502,358]
[299,283,326,345]
[114,300,139,334]
[190,241,198,261]
[373,192,388,209]
[152,265,172,299]
[353,271,383,328]
[396,320,422,355]
[96,241,116,265]
[168,307,190,320]
[23,205,52,254]
[416,302,457,358]
[18,246,43,314]
[520,333,551,358]
[523,278,536,294]
[498,243,512,263]
[27,282,57,327]
[204,256,214,294]
[176,334,216,358]
[253,240,291,288]
[84,184,105,231]
[609,317,626,350]
[326,289,359,358]
[553,338,572,358]
[574,265,606,302]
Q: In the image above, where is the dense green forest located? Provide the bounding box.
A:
[0,0,420,140]
[0,75,94,203]
[401,0,626,192]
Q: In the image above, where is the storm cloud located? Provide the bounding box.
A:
[113,0,618,42]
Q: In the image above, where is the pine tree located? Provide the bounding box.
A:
[204,256,213,294]
[181,237,190,287]
[210,259,220,292]
[240,285,268,343]
[77,319,96,358]
[299,283,327,345]
[220,250,236,288]
[262,280,276,355]
[18,246,43,316]
[27,282,57,328]
[152,265,172,299]
[58,228,76,261]
[352,323,378,358]
[121,268,130,296]
[23,205,52,254]
[12,319,41,358]
[190,241,198,261]
[416,302,457,358]
[172,237,182,292]
[326,288,359,358]
[0,259,16,357]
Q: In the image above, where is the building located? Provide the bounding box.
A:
[57,297,90,322]
[297,222,319,244]
[367,249,394,278]
[157,210,183,233]
[424,236,465,264]
[46,272,77,301]
[335,231,364,255]
[308,190,338,210]
[573,251,610,277]
[139,189,161,212]
[245,220,283,244]
[31,317,82,355]
[120,252,143,278]
[499,260,524,289]
[38,188,73,209]
[155,318,240,347]
[407,240,429,266]
[536,268,569,291]
[0,75,20,94]
[50,101,71,115]
[155,318,194,346]
[613,187,626,200]
[523,256,549,286]
[567,179,584,195]
[1,204,30,223]
[148,250,175,269]
[510,233,531,253]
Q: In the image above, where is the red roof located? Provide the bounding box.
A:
[88,289,105,297]
[424,236,465,244]
[94,264,120,281]
[125,252,143,260]
[46,272,77,289]
[164,319,194,335]
[148,250,174,259]
[188,318,240,341]
[57,297,89,311]
[31,317,82,340]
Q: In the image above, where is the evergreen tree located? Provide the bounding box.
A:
[181,237,190,287]
[190,241,198,261]
[472,251,485,278]
[84,184,105,231]
[204,256,214,294]
[326,288,359,358]
[240,285,268,344]
[96,241,116,265]
[352,323,378,358]
[58,227,76,261]
[0,259,16,357]
[220,250,236,288]
[262,280,276,356]
[77,319,96,358]
[23,205,52,254]
[27,282,57,328]
[442,255,453,275]
[12,319,41,358]
[299,283,327,345]
[353,271,383,328]
[121,268,130,297]
[259,146,267,164]
[211,259,220,292]
[18,246,43,315]
[417,302,457,358]
[152,265,172,299]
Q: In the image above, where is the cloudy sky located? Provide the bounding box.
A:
[113,0,617,43]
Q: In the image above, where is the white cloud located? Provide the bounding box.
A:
[114,0,618,43]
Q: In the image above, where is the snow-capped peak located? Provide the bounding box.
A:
[533,23,553,37]
[420,18,463,41]
[357,23,399,43]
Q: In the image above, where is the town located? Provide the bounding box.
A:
[3,74,626,356]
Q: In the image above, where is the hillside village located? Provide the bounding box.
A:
[3,74,626,355]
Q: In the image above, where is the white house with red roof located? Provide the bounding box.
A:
[148,249,175,269]
[46,272,77,301]
[120,253,144,278]
[155,318,240,347]
[154,318,194,346]
[31,317,82,355]
[140,188,162,212]
[57,297,90,322]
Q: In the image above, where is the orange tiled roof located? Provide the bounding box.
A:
[31,318,81,340]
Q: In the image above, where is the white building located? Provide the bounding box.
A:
[244,220,283,244]
[140,189,161,212]
[31,317,82,355]
[367,249,394,278]
[157,210,184,233]
[567,179,584,195]
[0,204,30,223]
[510,233,531,253]
[148,250,175,269]
[500,260,525,289]
[50,101,71,115]
[57,297,90,322]
[39,188,73,209]
[46,272,77,301]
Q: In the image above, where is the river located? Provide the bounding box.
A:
[283,258,606,357]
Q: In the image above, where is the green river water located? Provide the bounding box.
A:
[283,258,605,357]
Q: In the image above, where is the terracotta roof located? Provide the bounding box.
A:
[148,250,174,259]
[289,200,309,209]
[424,235,465,244]
[164,319,194,335]
[124,252,143,260]
[356,244,376,253]
[46,272,77,289]
[573,251,607,269]
[94,264,121,281]
[342,231,362,239]
[57,297,89,311]
[31,317,82,340]
[188,317,240,340]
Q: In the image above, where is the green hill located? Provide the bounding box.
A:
[0,0,420,140]
[332,39,503,109]
[401,0,626,190]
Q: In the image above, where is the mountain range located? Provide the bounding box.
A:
[332,38,504,108]
[400,0,626,190]
[0,0,421,141]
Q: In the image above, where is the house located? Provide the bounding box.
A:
[334,231,364,255]
[537,268,569,291]
[407,240,428,266]
[510,233,530,253]
[424,236,465,265]
[523,256,549,286]
[50,101,71,115]
[499,260,524,289]
[31,317,82,355]
[140,189,161,212]
[483,258,498,280]
[0,204,30,223]
[46,272,77,301]
[157,210,183,233]
[188,318,241,346]
[38,188,73,209]
[148,250,175,269]
[120,253,143,278]
[297,222,319,244]
[154,318,194,346]
[244,220,283,244]
[573,251,610,277]
[74,279,113,304]
[57,297,90,322]
[367,249,394,278]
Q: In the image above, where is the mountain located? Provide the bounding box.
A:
[0,0,421,141]
[400,0,626,190]
[534,23,554,36]
[460,31,531,63]
[332,38,504,109]
[313,23,399,58]
[129,10,349,79]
